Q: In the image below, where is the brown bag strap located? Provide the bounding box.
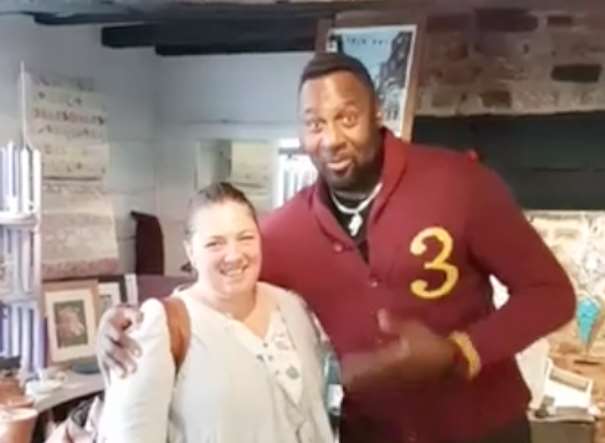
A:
[160,297,191,373]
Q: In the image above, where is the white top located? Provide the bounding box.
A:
[228,308,304,405]
[100,282,334,443]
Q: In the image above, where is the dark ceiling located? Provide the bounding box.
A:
[2,0,603,55]
[1,1,406,54]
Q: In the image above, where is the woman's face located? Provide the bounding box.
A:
[185,201,261,301]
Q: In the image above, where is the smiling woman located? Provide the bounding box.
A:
[182,182,262,319]
[100,182,335,443]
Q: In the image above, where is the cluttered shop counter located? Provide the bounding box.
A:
[1,358,602,443]
[1,368,103,443]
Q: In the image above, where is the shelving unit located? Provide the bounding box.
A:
[0,139,42,299]
[0,138,44,370]
[0,64,47,371]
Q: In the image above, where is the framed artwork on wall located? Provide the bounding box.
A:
[317,13,424,140]
[43,280,99,365]
[97,275,127,318]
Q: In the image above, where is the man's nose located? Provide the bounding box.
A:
[321,122,346,153]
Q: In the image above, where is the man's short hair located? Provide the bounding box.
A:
[299,52,376,97]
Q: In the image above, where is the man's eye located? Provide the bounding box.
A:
[342,113,358,127]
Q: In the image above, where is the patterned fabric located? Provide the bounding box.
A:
[228,308,303,405]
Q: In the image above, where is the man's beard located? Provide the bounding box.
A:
[329,149,383,198]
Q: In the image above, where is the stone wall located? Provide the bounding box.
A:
[416,8,605,116]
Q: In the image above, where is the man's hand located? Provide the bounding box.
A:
[341,309,457,392]
[97,305,144,377]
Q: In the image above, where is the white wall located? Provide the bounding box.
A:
[0,19,313,275]
[0,15,158,272]
[157,52,312,126]
[0,20,312,368]
[154,52,312,273]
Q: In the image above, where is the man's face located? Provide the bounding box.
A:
[298,71,382,192]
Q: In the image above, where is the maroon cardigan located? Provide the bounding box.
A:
[260,130,574,442]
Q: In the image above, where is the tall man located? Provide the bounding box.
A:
[99,53,574,443]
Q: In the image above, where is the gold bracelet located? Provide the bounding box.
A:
[449,331,482,380]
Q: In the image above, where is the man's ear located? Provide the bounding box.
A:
[375,100,383,126]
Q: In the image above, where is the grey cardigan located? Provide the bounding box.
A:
[101,282,335,443]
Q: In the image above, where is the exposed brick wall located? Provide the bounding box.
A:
[416,8,605,116]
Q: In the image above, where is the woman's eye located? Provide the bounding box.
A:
[306,119,322,132]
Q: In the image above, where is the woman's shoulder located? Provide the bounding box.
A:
[257,282,317,325]
[258,283,329,350]
[257,281,305,307]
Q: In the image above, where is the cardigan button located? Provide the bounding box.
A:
[332,242,343,253]
[406,431,418,443]
[368,278,379,288]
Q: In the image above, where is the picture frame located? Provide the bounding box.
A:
[316,13,424,141]
[97,274,127,318]
[43,280,99,365]
[124,273,139,306]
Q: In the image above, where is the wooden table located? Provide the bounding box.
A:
[29,371,103,442]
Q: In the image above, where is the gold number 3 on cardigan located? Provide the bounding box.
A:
[410,227,459,300]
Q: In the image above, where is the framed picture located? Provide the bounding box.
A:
[97,275,127,318]
[44,280,99,365]
[317,13,424,140]
[124,273,139,306]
